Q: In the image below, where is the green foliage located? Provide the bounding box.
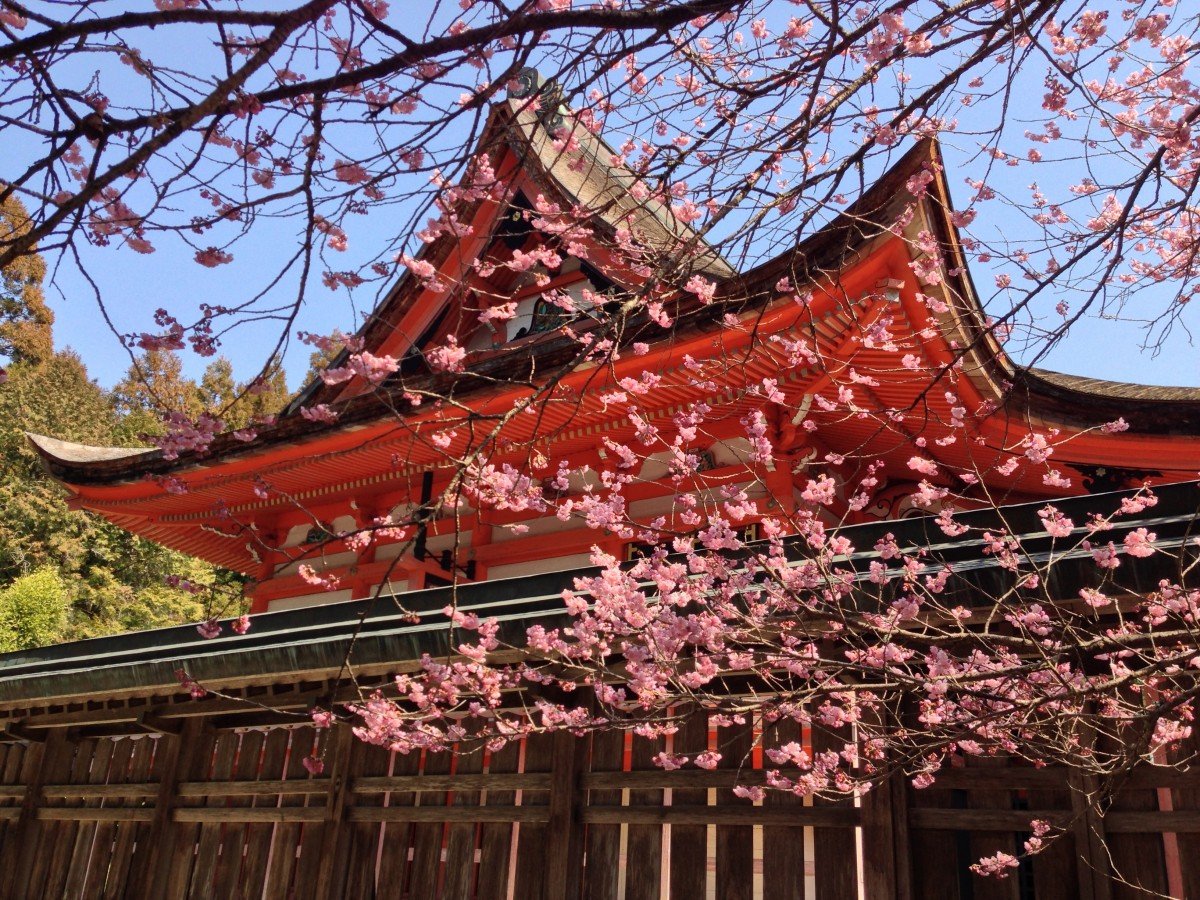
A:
[110,349,203,443]
[0,234,286,647]
[233,360,291,427]
[0,194,53,367]
[0,569,68,652]
[0,355,217,641]
[110,353,291,444]
[199,356,291,430]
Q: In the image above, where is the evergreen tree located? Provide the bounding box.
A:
[0,353,209,642]
[198,356,291,429]
[110,349,203,443]
[0,194,53,367]
[198,356,238,416]
[0,208,293,647]
[235,359,291,427]
[0,227,217,645]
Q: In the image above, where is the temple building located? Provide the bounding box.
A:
[1,79,1200,899]
[24,85,1200,618]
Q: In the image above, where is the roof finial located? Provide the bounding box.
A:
[507,66,565,132]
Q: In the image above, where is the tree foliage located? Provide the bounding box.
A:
[0,193,52,367]
[0,568,68,652]
[0,215,287,645]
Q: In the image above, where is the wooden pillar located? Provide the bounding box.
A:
[10,728,71,900]
[860,770,901,900]
[542,730,587,900]
[147,718,209,899]
[248,517,284,613]
[314,724,357,900]
[1070,768,1113,900]
[889,770,913,900]
[350,500,379,600]
[859,702,910,900]
[1068,712,1113,900]
[811,723,857,900]
[471,521,492,581]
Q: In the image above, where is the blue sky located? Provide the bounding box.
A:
[18,0,1200,392]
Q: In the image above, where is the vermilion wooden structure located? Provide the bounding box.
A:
[26,94,1200,615]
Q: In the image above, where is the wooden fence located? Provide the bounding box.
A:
[0,703,1196,899]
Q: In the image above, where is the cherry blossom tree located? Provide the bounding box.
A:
[6,0,1200,883]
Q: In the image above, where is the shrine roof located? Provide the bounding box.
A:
[0,479,1194,712]
[1023,368,1200,404]
[31,134,1200,493]
[289,94,733,413]
[1013,369,1200,435]
[24,433,155,465]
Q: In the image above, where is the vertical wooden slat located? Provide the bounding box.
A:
[343,742,391,900]
[135,718,205,899]
[477,740,521,900]
[582,730,623,900]
[715,719,755,900]
[162,725,219,900]
[888,765,913,900]
[374,746,420,900]
[964,758,1020,900]
[906,776,959,898]
[1170,752,1200,899]
[443,747,485,900]
[0,742,28,897]
[264,726,321,899]
[79,737,135,900]
[1026,769,1080,900]
[1105,776,1168,899]
[104,735,157,899]
[238,727,290,898]
[512,733,556,900]
[859,762,899,900]
[670,711,709,899]
[1070,772,1112,900]
[313,724,357,900]
[0,742,26,858]
[12,729,66,898]
[209,730,262,897]
[289,726,333,900]
[39,736,96,898]
[407,745,453,895]
[762,717,805,900]
[853,691,905,895]
[624,731,663,900]
[187,732,240,899]
[63,738,116,899]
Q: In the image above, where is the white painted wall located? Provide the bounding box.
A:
[274,551,357,576]
[487,552,596,581]
[267,589,353,612]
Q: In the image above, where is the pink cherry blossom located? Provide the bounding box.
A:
[194,247,233,268]
[333,160,370,184]
[196,619,221,639]
[427,336,466,373]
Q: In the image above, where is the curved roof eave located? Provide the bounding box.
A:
[30,138,1200,489]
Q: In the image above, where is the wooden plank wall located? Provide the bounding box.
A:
[0,707,1193,898]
